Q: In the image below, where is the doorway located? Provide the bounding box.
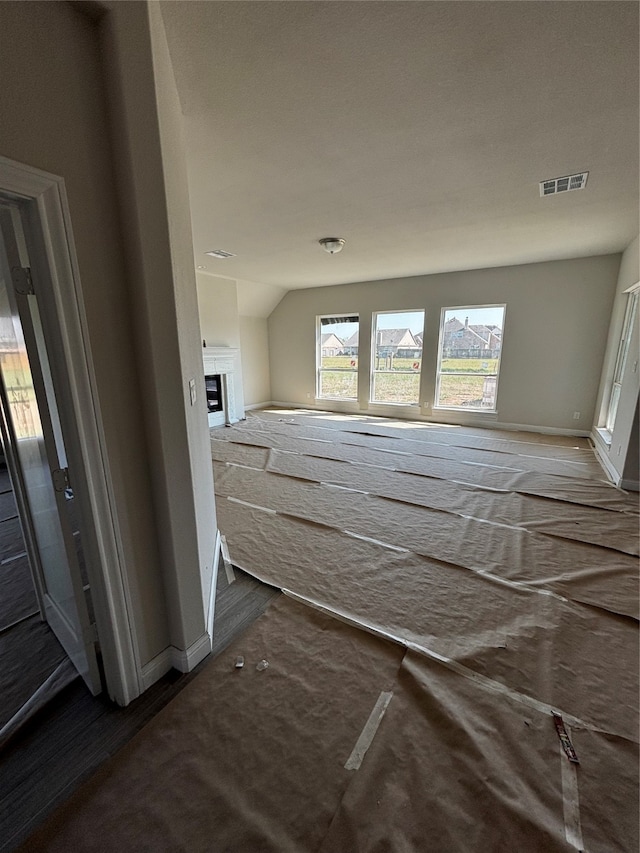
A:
[0,198,103,736]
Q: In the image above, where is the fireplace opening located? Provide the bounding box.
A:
[205,374,223,413]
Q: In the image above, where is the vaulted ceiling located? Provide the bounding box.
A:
[160,1,639,290]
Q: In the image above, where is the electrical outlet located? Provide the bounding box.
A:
[572,411,580,420]
[189,378,196,405]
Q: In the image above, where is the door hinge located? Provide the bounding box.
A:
[11,266,34,295]
[51,467,70,493]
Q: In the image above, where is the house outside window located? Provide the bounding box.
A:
[371,310,425,405]
[435,305,506,410]
[316,315,359,400]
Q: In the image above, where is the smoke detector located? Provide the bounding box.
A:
[319,237,345,254]
[539,172,588,197]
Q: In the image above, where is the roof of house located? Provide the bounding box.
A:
[321,333,343,347]
[444,317,502,346]
[376,328,418,348]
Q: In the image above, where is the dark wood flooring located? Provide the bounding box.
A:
[0,565,280,853]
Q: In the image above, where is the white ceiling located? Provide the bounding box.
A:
[160,1,639,291]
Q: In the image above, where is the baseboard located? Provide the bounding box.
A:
[590,433,621,485]
[140,631,214,690]
[270,400,589,437]
[483,419,589,437]
[207,530,221,640]
[170,632,212,673]
[620,478,639,492]
[244,401,274,411]
[140,648,173,691]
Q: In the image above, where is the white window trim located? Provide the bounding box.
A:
[0,155,141,706]
[316,313,359,401]
[434,303,506,413]
[370,309,425,407]
[602,281,640,437]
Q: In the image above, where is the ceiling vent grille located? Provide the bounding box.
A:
[205,249,236,259]
[539,172,588,197]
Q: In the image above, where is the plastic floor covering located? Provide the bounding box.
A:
[21,409,639,852]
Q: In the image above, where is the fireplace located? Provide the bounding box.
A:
[205,374,223,413]
[202,346,243,427]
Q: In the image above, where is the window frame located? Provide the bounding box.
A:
[604,284,639,434]
[434,303,506,413]
[370,309,425,407]
[316,313,359,401]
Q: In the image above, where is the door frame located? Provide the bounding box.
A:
[0,155,141,705]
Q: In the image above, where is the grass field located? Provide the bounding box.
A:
[319,355,498,407]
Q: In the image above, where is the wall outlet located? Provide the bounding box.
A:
[189,378,196,405]
[572,411,580,420]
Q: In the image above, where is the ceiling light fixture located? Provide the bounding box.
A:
[319,237,345,254]
[205,249,236,259]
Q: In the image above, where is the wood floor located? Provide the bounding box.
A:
[0,565,280,853]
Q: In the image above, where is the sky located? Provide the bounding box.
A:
[322,306,504,339]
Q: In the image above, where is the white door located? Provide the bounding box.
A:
[0,203,101,695]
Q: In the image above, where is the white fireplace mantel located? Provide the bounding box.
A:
[202,347,242,427]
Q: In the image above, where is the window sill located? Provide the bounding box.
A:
[432,406,498,415]
[595,427,613,447]
[370,401,420,408]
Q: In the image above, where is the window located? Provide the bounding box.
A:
[317,315,359,400]
[371,310,424,405]
[435,305,505,410]
[605,286,639,433]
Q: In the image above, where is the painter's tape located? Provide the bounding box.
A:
[279,587,615,737]
[227,497,277,514]
[460,461,522,472]
[343,530,410,553]
[220,534,235,585]
[321,483,371,495]
[559,722,584,851]
[225,462,264,472]
[344,691,393,770]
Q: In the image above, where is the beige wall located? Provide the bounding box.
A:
[240,316,272,407]
[197,274,241,348]
[196,272,245,416]
[269,254,621,432]
[148,1,218,637]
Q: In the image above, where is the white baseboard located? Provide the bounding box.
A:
[484,419,588,437]
[140,632,214,690]
[244,401,274,411]
[171,632,212,673]
[270,400,589,437]
[140,537,221,692]
[590,433,621,485]
[208,530,221,640]
[140,648,173,691]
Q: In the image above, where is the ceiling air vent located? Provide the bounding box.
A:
[539,172,588,197]
[205,249,236,259]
